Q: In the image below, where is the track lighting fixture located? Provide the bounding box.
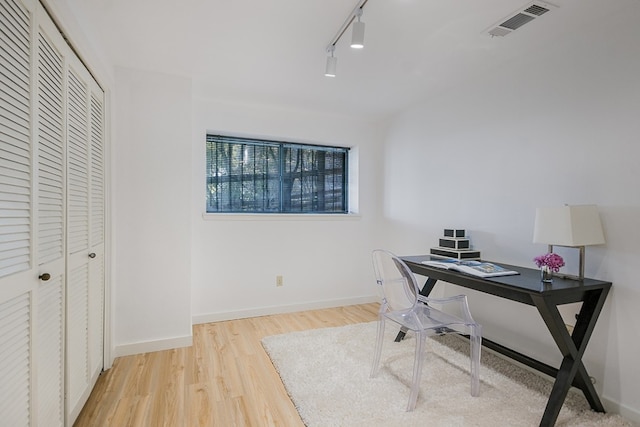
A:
[325,45,337,77]
[323,0,369,77]
[350,8,365,49]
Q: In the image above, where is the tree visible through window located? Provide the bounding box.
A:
[206,135,349,213]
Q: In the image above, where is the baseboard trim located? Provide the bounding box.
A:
[110,297,379,359]
[192,295,380,325]
[457,335,640,424]
[114,334,193,358]
[601,396,640,424]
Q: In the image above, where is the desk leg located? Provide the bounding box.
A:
[394,277,439,342]
[418,277,439,298]
[531,288,609,427]
[570,288,610,411]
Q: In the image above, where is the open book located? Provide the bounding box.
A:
[421,259,519,278]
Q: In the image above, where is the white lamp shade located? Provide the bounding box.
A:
[324,55,337,77]
[350,21,365,48]
[533,204,605,247]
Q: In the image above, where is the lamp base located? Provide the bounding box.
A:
[548,244,586,281]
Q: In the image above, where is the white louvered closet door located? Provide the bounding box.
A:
[34,5,67,426]
[65,52,105,424]
[1,0,105,425]
[0,0,36,425]
[87,80,105,393]
[1,0,67,425]
[0,0,38,426]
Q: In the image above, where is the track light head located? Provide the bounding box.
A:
[350,8,365,49]
[324,46,337,77]
[324,0,368,75]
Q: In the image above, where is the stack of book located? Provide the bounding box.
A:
[429,229,481,260]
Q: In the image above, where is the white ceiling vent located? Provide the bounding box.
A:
[488,2,558,37]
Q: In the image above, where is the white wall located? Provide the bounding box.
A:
[381,5,640,420]
[112,68,193,355]
[102,64,387,355]
[190,96,385,322]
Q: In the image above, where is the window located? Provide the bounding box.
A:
[206,135,349,213]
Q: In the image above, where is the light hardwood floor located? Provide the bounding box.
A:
[74,303,379,426]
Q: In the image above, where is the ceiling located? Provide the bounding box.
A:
[61,0,630,119]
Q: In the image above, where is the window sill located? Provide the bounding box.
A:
[201,212,361,221]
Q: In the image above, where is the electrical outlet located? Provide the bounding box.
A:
[276,275,283,287]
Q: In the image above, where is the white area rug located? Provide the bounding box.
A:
[262,322,631,427]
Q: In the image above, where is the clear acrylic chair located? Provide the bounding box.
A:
[370,249,482,411]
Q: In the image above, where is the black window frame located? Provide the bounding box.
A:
[206,134,349,214]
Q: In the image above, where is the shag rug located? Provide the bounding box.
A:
[261,321,632,427]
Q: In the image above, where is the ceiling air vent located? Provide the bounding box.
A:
[488,1,556,37]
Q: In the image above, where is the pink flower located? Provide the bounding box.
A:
[534,253,565,272]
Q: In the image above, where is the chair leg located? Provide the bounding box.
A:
[407,331,427,411]
[370,318,386,378]
[469,324,482,397]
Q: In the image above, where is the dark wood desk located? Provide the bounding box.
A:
[401,255,611,427]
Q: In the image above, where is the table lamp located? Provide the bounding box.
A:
[533,204,605,280]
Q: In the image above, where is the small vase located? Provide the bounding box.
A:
[540,266,553,283]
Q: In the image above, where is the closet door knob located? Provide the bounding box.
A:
[89,253,96,259]
[39,273,51,281]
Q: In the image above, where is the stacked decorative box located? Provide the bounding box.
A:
[430,229,481,260]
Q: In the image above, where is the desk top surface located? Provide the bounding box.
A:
[401,255,611,305]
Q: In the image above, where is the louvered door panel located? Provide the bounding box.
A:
[88,85,105,383]
[37,30,64,266]
[66,262,89,415]
[66,58,97,424]
[0,0,32,280]
[66,68,89,256]
[35,8,66,426]
[0,1,33,425]
[36,276,64,426]
[88,244,104,379]
[89,93,104,245]
[0,292,31,426]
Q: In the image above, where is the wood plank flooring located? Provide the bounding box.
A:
[74,303,379,426]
